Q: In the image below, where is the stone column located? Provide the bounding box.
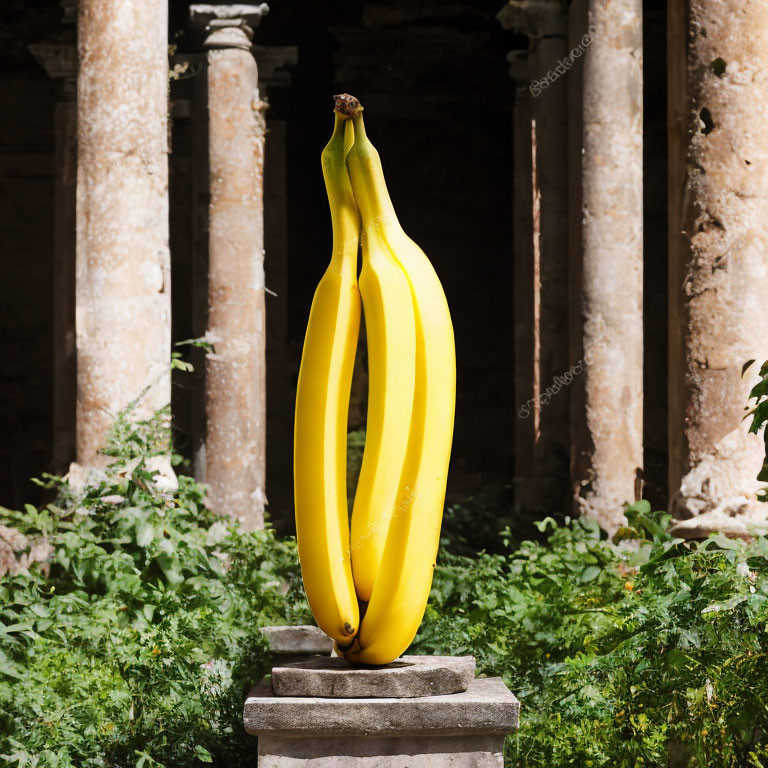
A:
[190,4,269,530]
[572,0,643,531]
[499,0,570,514]
[76,0,171,465]
[668,1,768,535]
[28,29,78,474]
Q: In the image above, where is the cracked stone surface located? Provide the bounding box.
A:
[668,0,768,527]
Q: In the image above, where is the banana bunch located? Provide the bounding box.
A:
[294,94,455,665]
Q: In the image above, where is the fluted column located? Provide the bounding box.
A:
[76,0,171,464]
[668,0,768,536]
[190,4,269,529]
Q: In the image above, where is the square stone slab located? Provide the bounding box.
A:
[245,676,519,738]
[271,655,476,698]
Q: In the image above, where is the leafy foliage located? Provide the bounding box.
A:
[745,359,768,499]
[0,409,310,768]
[346,428,367,511]
[414,501,768,767]
[439,484,517,556]
[5,404,768,767]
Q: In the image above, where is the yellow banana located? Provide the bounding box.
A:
[293,113,360,644]
[338,98,418,604]
[341,100,456,664]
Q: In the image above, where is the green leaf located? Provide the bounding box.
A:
[27,603,49,618]
[156,554,184,585]
[580,566,601,583]
[1,622,35,634]
[702,594,748,614]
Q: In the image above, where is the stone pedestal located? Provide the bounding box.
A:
[244,656,519,767]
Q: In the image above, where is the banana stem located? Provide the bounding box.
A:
[321,113,360,263]
[333,93,364,118]
[337,105,401,236]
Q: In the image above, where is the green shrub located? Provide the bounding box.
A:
[5,404,768,767]
[346,428,367,511]
[415,502,768,767]
[0,408,310,768]
[439,484,518,556]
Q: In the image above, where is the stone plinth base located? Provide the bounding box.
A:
[257,734,505,767]
[244,675,519,767]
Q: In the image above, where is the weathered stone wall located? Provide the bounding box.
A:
[302,0,518,507]
[500,0,571,517]
[2,0,682,535]
[160,0,519,529]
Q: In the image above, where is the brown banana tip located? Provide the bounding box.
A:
[335,636,355,654]
[334,93,364,117]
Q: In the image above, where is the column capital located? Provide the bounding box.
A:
[28,0,78,98]
[28,42,77,80]
[60,0,78,24]
[28,42,78,99]
[506,49,530,87]
[497,0,567,39]
[190,4,269,50]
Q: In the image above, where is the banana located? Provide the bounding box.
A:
[340,98,456,664]
[293,113,361,644]
[337,97,418,605]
